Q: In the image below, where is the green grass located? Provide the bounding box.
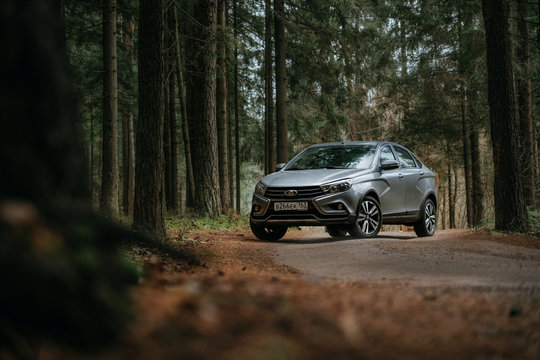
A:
[479,207,540,237]
[166,212,250,235]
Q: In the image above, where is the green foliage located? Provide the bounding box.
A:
[0,203,139,351]
[528,208,540,237]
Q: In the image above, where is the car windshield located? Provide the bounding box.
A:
[285,145,376,170]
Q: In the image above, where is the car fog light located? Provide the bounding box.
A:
[337,203,343,210]
[254,205,260,212]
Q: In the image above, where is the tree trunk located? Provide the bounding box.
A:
[120,0,135,217]
[482,0,529,232]
[163,73,172,212]
[173,7,195,210]
[186,0,221,216]
[460,89,472,228]
[470,127,483,226]
[234,0,241,213]
[100,0,119,217]
[227,59,235,209]
[447,157,455,229]
[516,0,535,209]
[217,0,231,212]
[169,62,179,212]
[0,0,89,204]
[134,0,165,236]
[265,0,275,174]
[274,0,288,163]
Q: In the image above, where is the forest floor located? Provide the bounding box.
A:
[45,229,539,360]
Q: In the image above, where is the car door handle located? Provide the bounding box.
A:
[419,171,424,175]
[398,173,404,178]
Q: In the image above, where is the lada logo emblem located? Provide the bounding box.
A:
[284,189,298,197]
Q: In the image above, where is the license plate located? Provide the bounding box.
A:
[274,202,308,211]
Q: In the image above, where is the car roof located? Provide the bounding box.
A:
[308,141,398,148]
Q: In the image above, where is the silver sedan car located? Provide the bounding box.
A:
[250,141,437,241]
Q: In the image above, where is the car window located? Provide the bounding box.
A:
[379,146,396,163]
[411,153,423,167]
[285,145,376,170]
[393,146,417,168]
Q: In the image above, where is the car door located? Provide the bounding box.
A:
[377,145,406,216]
[393,146,423,215]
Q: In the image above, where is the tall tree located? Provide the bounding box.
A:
[186,0,221,216]
[482,0,529,232]
[516,0,535,209]
[100,0,119,216]
[274,0,288,163]
[173,6,195,209]
[217,0,231,211]
[166,4,179,212]
[264,0,275,174]
[120,1,135,217]
[134,0,165,236]
[470,124,483,226]
[234,0,241,213]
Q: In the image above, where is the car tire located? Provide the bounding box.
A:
[327,225,348,238]
[250,221,287,241]
[414,198,436,237]
[348,196,382,238]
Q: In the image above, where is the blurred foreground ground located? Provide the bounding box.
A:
[43,229,539,359]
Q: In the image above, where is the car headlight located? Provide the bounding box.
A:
[321,180,351,194]
[255,182,267,196]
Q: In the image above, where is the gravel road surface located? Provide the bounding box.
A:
[275,229,540,292]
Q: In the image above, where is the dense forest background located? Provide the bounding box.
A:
[64,0,538,234]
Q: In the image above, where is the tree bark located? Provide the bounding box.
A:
[447,155,455,229]
[460,89,472,228]
[100,0,119,217]
[470,127,483,226]
[0,0,89,204]
[217,0,231,212]
[186,0,221,216]
[482,0,529,232]
[173,6,195,210]
[516,0,535,209]
[234,0,241,213]
[134,0,165,236]
[265,0,275,174]
[120,0,135,217]
[163,72,172,212]
[274,0,288,163]
[169,61,179,212]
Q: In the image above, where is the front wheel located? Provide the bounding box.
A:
[348,196,382,238]
[414,198,436,237]
[250,221,287,241]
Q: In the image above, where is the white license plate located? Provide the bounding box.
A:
[274,202,308,211]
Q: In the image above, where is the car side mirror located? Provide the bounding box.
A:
[381,159,399,170]
[275,163,286,171]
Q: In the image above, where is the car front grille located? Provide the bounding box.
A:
[264,186,325,199]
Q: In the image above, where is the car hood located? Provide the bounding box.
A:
[261,168,371,187]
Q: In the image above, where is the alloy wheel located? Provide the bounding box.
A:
[424,201,436,234]
[357,199,380,236]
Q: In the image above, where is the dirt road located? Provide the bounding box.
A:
[41,228,540,360]
[276,230,540,293]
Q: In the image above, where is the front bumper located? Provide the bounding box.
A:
[250,193,357,226]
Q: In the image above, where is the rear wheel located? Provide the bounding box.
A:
[327,225,348,238]
[414,198,436,237]
[250,221,287,241]
[348,196,382,238]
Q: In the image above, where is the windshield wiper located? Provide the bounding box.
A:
[285,167,305,170]
[321,166,351,169]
